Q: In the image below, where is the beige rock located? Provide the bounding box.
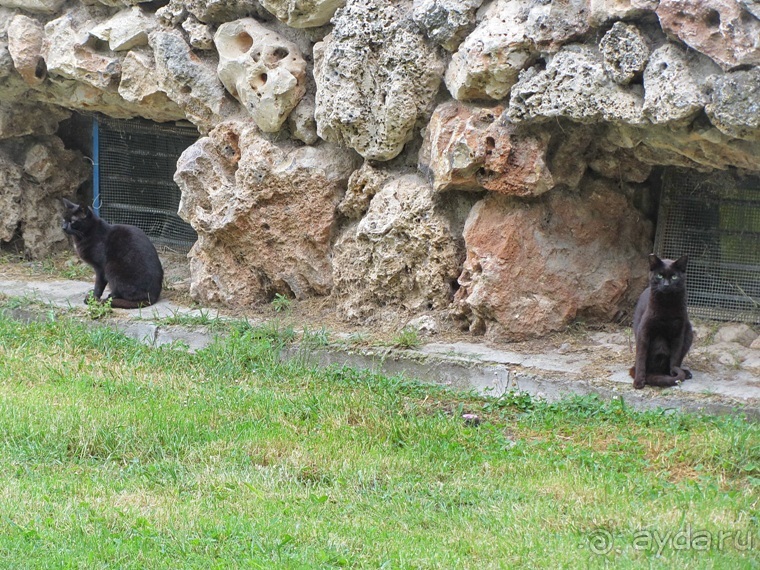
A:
[259,0,345,27]
[589,0,658,25]
[149,29,237,129]
[607,123,760,172]
[643,43,720,125]
[0,0,66,14]
[90,6,157,52]
[215,18,307,133]
[313,0,444,161]
[656,0,760,70]
[332,173,469,322]
[508,45,646,126]
[7,14,46,86]
[117,48,185,122]
[599,22,649,85]
[44,10,122,91]
[412,0,484,52]
[419,101,554,197]
[712,323,759,347]
[705,69,760,141]
[338,162,390,220]
[182,15,214,51]
[287,96,318,145]
[454,179,652,339]
[588,147,653,183]
[0,101,69,139]
[751,336,760,350]
[0,136,88,257]
[175,120,360,306]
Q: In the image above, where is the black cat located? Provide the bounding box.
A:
[629,254,693,389]
[62,198,163,309]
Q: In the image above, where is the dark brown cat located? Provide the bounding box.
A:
[62,198,163,309]
[630,254,693,388]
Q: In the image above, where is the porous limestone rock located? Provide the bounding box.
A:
[175,120,360,306]
[444,0,593,100]
[287,96,318,145]
[588,147,652,183]
[117,48,186,122]
[185,0,268,24]
[0,0,66,14]
[338,161,390,220]
[589,0,658,25]
[412,0,484,52]
[43,9,122,92]
[454,179,652,339]
[7,14,46,86]
[90,6,157,52]
[149,29,237,130]
[258,0,346,28]
[332,173,470,322]
[215,18,307,133]
[0,136,88,258]
[419,101,554,197]
[182,15,215,51]
[642,43,720,125]
[508,45,646,126]
[313,0,444,161]
[705,68,760,141]
[599,22,649,85]
[609,123,760,171]
[0,101,69,139]
[656,0,760,71]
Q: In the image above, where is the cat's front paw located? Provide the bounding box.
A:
[633,375,646,389]
[84,291,101,305]
[682,367,692,380]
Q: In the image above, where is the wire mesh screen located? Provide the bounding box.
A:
[97,117,198,253]
[654,168,760,324]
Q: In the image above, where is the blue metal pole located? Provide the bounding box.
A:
[92,116,100,216]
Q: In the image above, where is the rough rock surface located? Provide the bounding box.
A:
[149,29,238,130]
[7,14,46,86]
[0,0,758,339]
[215,18,307,133]
[259,0,345,27]
[642,43,719,125]
[333,173,471,322]
[705,68,760,141]
[656,0,760,71]
[413,0,484,52]
[599,22,649,85]
[0,136,88,257]
[313,0,444,161]
[419,101,554,196]
[454,179,652,339]
[508,45,646,125]
[175,120,360,306]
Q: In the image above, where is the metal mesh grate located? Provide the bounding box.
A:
[655,168,760,324]
[97,116,198,253]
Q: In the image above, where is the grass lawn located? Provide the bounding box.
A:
[0,311,757,568]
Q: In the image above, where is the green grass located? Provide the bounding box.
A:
[0,312,757,568]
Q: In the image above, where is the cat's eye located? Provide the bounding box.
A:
[655,273,664,280]
[671,275,679,280]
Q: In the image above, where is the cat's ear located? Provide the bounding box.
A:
[62,198,80,211]
[673,255,688,272]
[648,254,664,271]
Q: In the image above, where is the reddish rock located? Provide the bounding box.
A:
[656,0,760,70]
[419,101,554,197]
[7,14,46,86]
[454,180,652,339]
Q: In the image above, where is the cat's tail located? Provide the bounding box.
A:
[108,297,159,309]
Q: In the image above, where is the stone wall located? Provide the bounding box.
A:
[1,0,759,339]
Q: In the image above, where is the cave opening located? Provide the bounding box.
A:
[654,167,760,324]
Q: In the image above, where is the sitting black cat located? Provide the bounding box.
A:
[629,254,693,389]
[62,198,163,309]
